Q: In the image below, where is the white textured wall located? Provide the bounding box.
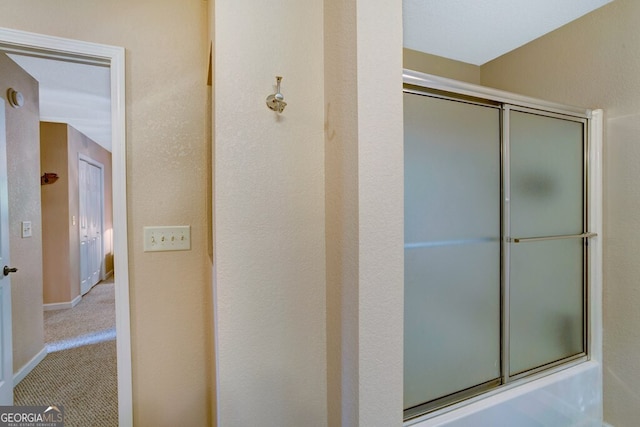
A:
[355,1,404,425]
[213,0,327,425]
[325,0,359,424]
[214,0,404,424]
[481,1,640,425]
[325,0,404,425]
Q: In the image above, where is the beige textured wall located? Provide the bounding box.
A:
[206,2,216,424]
[41,123,72,304]
[481,1,640,425]
[213,0,403,425]
[41,122,113,305]
[404,48,481,84]
[0,2,211,425]
[0,53,45,375]
[353,1,404,424]
[213,0,327,425]
[325,0,359,423]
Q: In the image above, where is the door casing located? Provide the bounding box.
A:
[0,27,132,427]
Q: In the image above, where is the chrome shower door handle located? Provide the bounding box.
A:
[508,232,597,243]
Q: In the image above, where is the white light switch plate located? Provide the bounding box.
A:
[21,221,32,238]
[143,225,191,252]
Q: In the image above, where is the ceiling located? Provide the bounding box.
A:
[7,53,112,152]
[3,0,614,152]
[403,0,614,66]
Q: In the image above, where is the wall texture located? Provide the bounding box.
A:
[40,122,72,304]
[212,0,404,424]
[41,122,113,305]
[325,0,359,424]
[0,2,212,425]
[481,1,640,425]
[0,53,45,377]
[403,48,481,84]
[212,0,327,425]
[351,1,404,424]
[4,1,404,424]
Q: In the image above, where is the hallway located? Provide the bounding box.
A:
[14,278,117,426]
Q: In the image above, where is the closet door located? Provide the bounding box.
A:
[507,108,586,377]
[79,158,103,295]
[403,92,501,412]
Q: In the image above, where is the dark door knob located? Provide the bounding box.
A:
[3,266,17,276]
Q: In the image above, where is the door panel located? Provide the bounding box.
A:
[79,158,103,295]
[79,159,88,294]
[403,92,501,410]
[0,102,13,404]
[509,110,584,237]
[509,238,584,375]
[508,109,586,376]
[89,163,102,286]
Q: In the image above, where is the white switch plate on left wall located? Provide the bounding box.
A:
[21,221,32,238]
[143,225,191,252]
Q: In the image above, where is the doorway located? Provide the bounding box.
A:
[0,28,132,426]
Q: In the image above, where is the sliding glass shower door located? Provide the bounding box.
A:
[403,89,589,419]
[403,92,501,411]
[507,108,586,377]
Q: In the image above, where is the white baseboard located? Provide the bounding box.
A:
[104,269,114,280]
[603,423,614,427]
[13,346,47,385]
[43,294,81,311]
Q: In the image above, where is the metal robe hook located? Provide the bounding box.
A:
[266,76,287,113]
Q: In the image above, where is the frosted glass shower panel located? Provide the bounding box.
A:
[509,111,584,237]
[508,109,586,376]
[509,239,584,375]
[404,93,501,242]
[405,243,501,408]
[404,92,501,409]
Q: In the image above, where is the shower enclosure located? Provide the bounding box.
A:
[403,70,602,425]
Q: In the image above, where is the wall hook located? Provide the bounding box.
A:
[266,76,287,113]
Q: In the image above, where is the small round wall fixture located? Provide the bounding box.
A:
[7,88,24,109]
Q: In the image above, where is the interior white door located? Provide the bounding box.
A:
[79,158,103,296]
[0,102,14,404]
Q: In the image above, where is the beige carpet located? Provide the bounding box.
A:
[44,277,116,344]
[14,279,118,427]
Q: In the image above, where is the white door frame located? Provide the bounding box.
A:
[0,27,132,426]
